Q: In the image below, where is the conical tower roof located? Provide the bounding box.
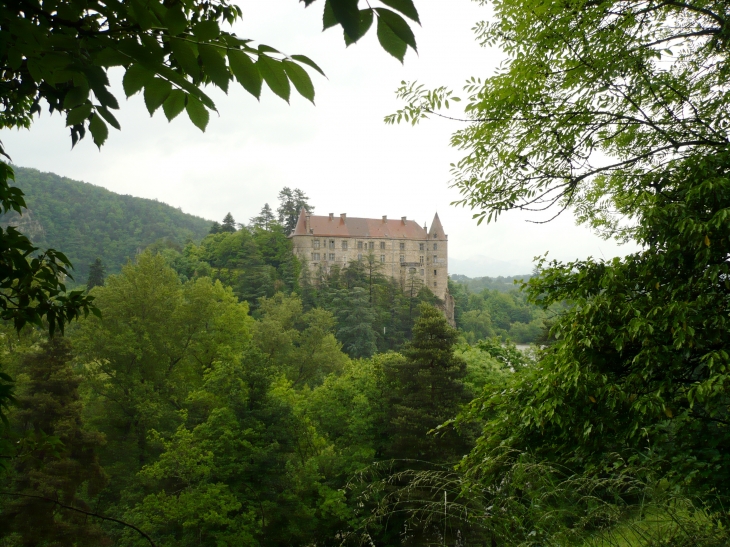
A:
[428,212,446,240]
[291,207,309,236]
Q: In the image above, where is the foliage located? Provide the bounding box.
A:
[448,277,554,344]
[86,258,105,291]
[249,203,276,231]
[2,167,211,283]
[387,0,730,237]
[277,187,314,235]
[0,337,107,546]
[450,273,531,293]
[457,151,730,512]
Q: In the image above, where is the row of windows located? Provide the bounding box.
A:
[311,239,439,251]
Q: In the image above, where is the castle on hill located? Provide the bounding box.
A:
[289,209,455,323]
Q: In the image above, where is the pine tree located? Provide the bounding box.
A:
[0,338,107,546]
[277,187,313,234]
[221,212,237,233]
[86,258,105,291]
[209,221,222,234]
[384,303,471,463]
[249,203,276,230]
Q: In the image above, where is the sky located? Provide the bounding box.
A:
[1,0,637,277]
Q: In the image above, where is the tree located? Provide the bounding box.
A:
[384,303,471,463]
[0,338,107,546]
[277,187,314,234]
[208,221,222,235]
[387,0,729,237]
[220,212,237,233]
[86,258,105,291]
[0,0,422,419]
[249,203,276,230]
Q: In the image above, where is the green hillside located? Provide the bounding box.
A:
[1,166,212,284]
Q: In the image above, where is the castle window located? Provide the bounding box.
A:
[313,240,320,249]
[434,270,437,276]
[409,267,416,273]
[358,241,363,250]
[380,255,385,263]
[329,240,335,249]
[419,243,424,251]
[341,241,348,250]
[433,233,437,239]
[399,242,405,250]
[420,269,425,276]
[329,253,335,261]
[433,243,438,250]
[434,281,437,287]
[358,253,363,260]
[380,242,385,250]
[369,241,374,250]
[419,256,424,265]
[400,255,405,263]
[312,253,320,261]
[434,255,438,262]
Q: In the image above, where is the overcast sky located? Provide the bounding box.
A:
[1,0,636,276]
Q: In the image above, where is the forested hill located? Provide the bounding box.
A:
[2,167,212,283]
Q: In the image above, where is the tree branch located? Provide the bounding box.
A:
[0,491,157,547]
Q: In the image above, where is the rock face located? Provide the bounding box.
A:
[0,209,46,242]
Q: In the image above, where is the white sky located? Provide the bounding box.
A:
[1,0,636,276]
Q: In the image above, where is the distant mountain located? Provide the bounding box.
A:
[450,273,532,293]
[449,255,533,277]
[2,167,212,284]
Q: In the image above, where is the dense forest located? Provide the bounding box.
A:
[1,167,211,282]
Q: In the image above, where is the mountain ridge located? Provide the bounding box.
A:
[1,166,213,284]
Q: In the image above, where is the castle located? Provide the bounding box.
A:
[289,209,454,322]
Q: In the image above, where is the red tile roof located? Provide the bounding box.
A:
[291,210,429,239]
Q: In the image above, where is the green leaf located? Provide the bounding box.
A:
[96,105,121,130]
[94,48,130,67]
[89,114,108,148]
[186,95,209,131]
[162,89,186,121]
[228,50,262,99]
[256,55,290,102]
[330,0,360,40]
[198,44,229,92]
[144,78,173,115]
[164,6,188,36]
[323,0,338,30]
[376,14,407,62]
[290,55,326,77]
[63,86,89,109]
[379,0,420,23]
[344,9,374,46]
[169,39,199,76]
[375,8,417,51]
[122,64,154,97]
[283,60,315,103]
[66,103,92,126]
[192,20,220,41]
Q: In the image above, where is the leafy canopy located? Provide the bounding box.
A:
[387,0,730,236]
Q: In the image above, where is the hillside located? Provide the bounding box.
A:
[450,273,532,293]
[1,167,212,284]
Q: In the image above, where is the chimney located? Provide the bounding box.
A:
[329,213,334,221]
[401,216,407,225]
[340,213,346,223]
[382,215,387,223]
[305,214,311,233]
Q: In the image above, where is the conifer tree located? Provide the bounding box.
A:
[208,221,222,235]
[277,188,314,234]
[221,213,237,233]
[0,338,107,546]
[86,258,105,291]
[384,303,471,463]
[249,203,276,230]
